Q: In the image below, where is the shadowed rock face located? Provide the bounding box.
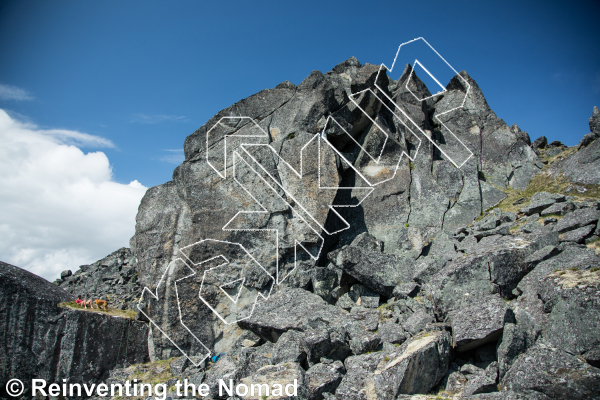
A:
[0,261,149,396]
[0,261,73,387]
[548,107,600,185]
[130,58,541,358]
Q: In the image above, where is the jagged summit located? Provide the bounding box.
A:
[132,57,547,360]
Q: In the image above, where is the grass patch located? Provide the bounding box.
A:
[109,357,180,400]
[58,301,137,320]
[587,239,600,255]
[490,146,599,216]
[509,221,527,234]
[542,146,578,164]
[548,268,600,288]
[494,172,600,215]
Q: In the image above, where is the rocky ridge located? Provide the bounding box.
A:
[54,247,142,311]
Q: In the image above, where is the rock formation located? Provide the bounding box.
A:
[54,247,141,311]
[130,58,544,363]
[548,106,600,185]
[128,62,600,399]
[0,261,149,398]
[2,58,600,399]
[117,60,597,399]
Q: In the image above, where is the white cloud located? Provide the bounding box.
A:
[0,109,147,282]
[38,129,116,148]
[130,113,187,124]
[0,83,34,101]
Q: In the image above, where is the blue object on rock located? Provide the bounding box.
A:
[211,352,226,362]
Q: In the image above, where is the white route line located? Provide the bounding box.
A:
[206,116,268,179]
[226,149,325,284]
[375,37,474,169]
[347,87,423,186]
[137,258,212,367]
[179,239,275,325]
[407,60,447,101]
[240,137,372,236]
[219,277,245,304]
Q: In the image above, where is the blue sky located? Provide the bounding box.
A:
[1,0,599,279]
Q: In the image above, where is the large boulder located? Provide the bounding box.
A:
[238,362,311,400]
[335,351,386,400]
[369,330,451,397]
[239,288,383,366]
[517,244,599,297]
[329,240,414,297]
[501,346,600,399]
[532,136,547,149]
[536,268,600,365]
[335,330,451,398]
[272,329,307,365]
[497,308,540,380]
[428,232,558,319]
[549,109,600,185]
[238,288,347,337]
[37,308,150,385]
[516,245,600,336]
[305,360,345,400]
[448,294,514,352]
[462,361,499,397]
[554,207,599,233]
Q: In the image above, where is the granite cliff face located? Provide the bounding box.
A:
[130,58,543,362]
